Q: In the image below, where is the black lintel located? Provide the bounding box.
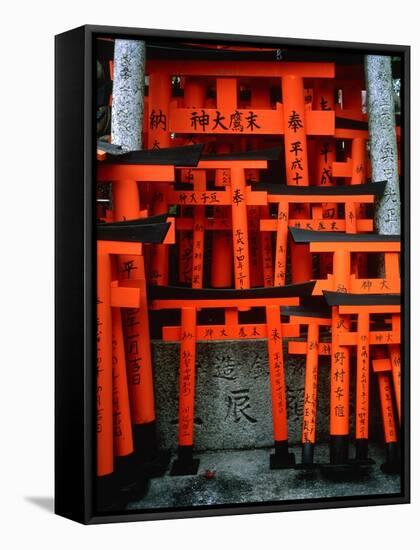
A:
[289,227,400,243]
[322,291,401,307]
[97,222,171,244]
[101,144,204,166]
[252,181,386,196]
[148,281,315,301]
[200,147,280,162]
[281,305,331,319]
[335,117,368,131]
[97,213,169,226]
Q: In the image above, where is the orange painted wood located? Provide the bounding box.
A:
[111,307,134,457]
[355,312,370,440]
[273,201,288,286]
[314,275,400,295]
[282,74,313,283]
[378,372,398,444]
[162,322,300,341]
[97,164,175,182]
[149,181,169,285]
[120,259,156,425]
[338,331,400,346]
[389,344,401,423]
[309,241,400,253]
[230,167,250,289]
[262,219,373,232]
[151,296,299,310]
[96,252,114,476]
[146,60,335,78]
[288,341,332,356]
[178,307,197,446]
[266,305,289,442]
[148,73,171,149]
[169,104,334,135]
[302,323,320,444]
[191,171,206,288]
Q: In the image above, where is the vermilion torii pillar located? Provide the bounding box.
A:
[372,355,401,473]
[283,305,332,468]
[149,282,315,474]
[323,291,400,466]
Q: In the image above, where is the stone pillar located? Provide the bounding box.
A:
[365,55,400,235]
[111,39,146,150]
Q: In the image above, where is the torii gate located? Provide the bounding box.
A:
[146,60,336,284]
[148,282,315,474]
[167,151,274,289]
[289,228,400,472]
[289,228,401,295]
[323,291,400,467]
[96,218,170,486]
[257,181,386,286]
[97,145,201,466]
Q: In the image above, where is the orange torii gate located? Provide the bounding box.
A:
[148,282,315,474]
[289,229,400,472]
[289,228,401,295]
[167,150,278,289]
[282,304,332,468]
[146,60,336,284]
[256,182,386,286]
[323,292,401,468]
[97,145,201,467]
[96,219,170,493]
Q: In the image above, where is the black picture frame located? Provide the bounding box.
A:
[55,24,410,525]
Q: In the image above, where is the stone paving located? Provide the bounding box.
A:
[125,443,401,511]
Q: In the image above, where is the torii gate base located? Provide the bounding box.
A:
[171,447,200,476]
[270,442,296,469]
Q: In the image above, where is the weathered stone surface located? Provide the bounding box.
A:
[152,339,382,451]
[365,55,400,235]
[111,39,146,151]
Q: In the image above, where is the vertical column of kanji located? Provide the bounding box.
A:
[273,201,289,287]
[171,307,200,475]
[97,251,114,477]
[349,137,368,276]
[355,312,371,462]
[111,305,134,458]
[113,180,156,433]
[212,145,233,288]
[179,78,207,284]
[266,305,295,468]
[148,73,171,285]
[378,371,399,473]
[212,78,238,287]
[389,343,401,423]
[109,256,133,461]
[329,249,351,465]
[313,80,336,277]
[301,322,319,466]
[230,166,250,290]
[282,74,312,283]
[191,170,206,288]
